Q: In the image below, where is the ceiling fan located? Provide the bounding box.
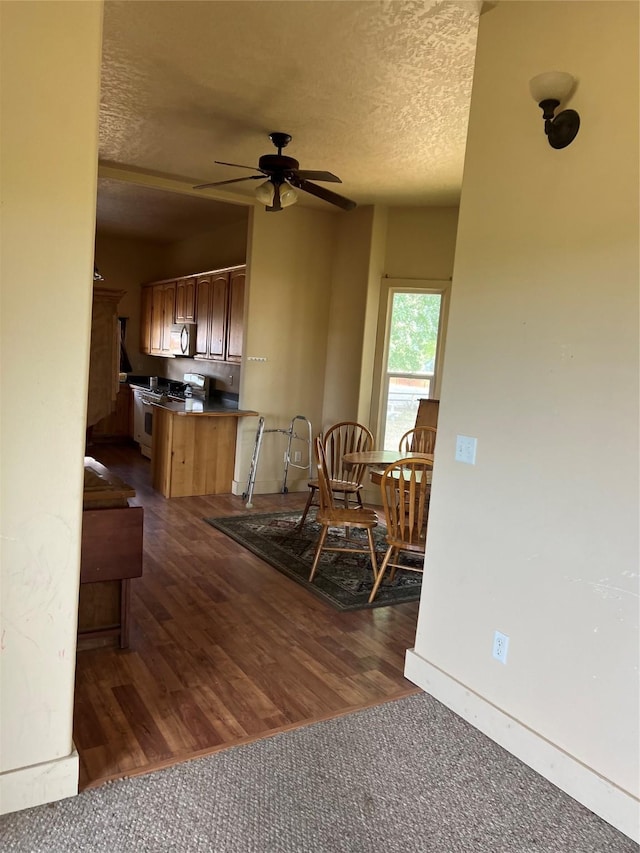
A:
[194,132,356,213]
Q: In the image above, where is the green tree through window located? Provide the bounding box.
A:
[388,293,441,373]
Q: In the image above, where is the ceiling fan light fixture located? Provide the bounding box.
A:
[255,180,275,206]
[279,184,298,208]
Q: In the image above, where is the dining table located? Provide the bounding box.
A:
[343,449,434,486]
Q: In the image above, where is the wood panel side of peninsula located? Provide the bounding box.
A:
[151,407,257,498]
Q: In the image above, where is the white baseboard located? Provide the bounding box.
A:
[0,751,79,815]
[404,648,639,843]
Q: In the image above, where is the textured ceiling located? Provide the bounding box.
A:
[97,0,480,240]
[96,179,248,243]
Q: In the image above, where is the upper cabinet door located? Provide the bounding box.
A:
[176,277,196,323]
[140,286,152,354]
[150,285,165,354]
[194,276,212,357]
[226,269,245,363]
[209,272,229,360]
[160,283,176,354]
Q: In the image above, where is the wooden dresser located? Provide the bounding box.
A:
[79,457,143,648]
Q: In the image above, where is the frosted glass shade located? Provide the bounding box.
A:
[529,71,574,104]
[279,185,298,208]
[255,180,275,205]
[255,180,297,208]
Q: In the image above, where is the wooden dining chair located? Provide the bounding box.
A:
[368,458,431,603]
[309,438,379,585]
[298,421,374,530]
[398,425,437,455]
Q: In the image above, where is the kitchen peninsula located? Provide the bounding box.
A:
[151,398,257,498]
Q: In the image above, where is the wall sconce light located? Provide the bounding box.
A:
[255,179,298,212]
[529,71,580,149]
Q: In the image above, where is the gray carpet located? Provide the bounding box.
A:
[1,693,636,852]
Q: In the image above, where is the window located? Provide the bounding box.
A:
[380,289,446,451]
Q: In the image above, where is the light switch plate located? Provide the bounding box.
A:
[455,435,477,465]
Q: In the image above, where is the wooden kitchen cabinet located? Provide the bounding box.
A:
[140,285,152,354]
[194,275,212,358]
[193,265,245,363]
[141,265,245,362]
[175,276,196,323]
[208,272,230,360]
[227,268,245,363]
[194,272,228,360]
[150,281,175,355]
[152,405,256,497]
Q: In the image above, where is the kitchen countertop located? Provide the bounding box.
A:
[127,380,256,417]
[150,398,258,417]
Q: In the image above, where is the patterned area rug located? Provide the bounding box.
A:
[203,511,423,610]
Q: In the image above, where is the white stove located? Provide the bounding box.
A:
[133,373,211,458]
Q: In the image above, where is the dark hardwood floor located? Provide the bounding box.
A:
[74,443,420,789]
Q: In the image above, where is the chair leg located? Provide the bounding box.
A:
[297,485,317,531]
[309,525,329,582]
[368,546,394,604]
[366,528,379,581]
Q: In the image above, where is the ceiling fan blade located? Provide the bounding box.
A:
[193,175,264,189]
[294,170,341,183]
[290,176,356,211]
[214,160,262,172]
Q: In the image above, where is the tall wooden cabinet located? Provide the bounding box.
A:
[87,287,126,428]
[141,265,245,363]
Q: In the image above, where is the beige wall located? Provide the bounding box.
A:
[385,206,458,280]
[162,216,248,278]
[321,206,379,429]
[0,0,103,812]
[358,205,389,429]
[407,1,639,838]
[237,205,337,493]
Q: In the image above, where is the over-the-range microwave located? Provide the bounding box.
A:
[169,323,197,357]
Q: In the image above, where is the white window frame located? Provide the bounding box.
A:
[376,280,450,451]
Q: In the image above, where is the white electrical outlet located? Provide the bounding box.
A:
[455,434,477,465]
[294,451,302,463]
[492,630,509,664]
